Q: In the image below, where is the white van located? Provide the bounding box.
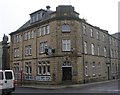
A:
[0,70,15,95]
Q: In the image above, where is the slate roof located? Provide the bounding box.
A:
[10,9,54,35]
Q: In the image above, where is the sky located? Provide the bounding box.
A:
[0,0,119,41]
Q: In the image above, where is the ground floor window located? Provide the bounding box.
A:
[37,61,50,75]
[25,62,32,74]
[85,62,88,76]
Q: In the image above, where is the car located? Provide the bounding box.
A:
[0,70,15,95]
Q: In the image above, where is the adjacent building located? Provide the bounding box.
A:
[10,5,120,84]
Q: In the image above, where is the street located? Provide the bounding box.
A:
[12,80,119,95]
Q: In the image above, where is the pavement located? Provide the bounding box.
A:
[17,79,118,90]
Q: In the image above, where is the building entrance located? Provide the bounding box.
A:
[62,67,72,81]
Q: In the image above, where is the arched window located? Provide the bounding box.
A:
[62,24,70,32]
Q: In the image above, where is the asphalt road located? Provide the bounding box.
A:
[12,80,119,95]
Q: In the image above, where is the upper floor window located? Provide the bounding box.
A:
[104,47,107,57]
[31,30,34,38]
[14,48,20,58]
[39,25,50,36]
[84,41,87,54]
[39,41,48,53]
[97,45,100,56]
[83,25,86,34]
[96,31,99,40]
[103,34,105,42]
[39,28,42,36]
[111,49,114,58]
[91,43,95,55]
[13,34,22,43]
[28,31,31,40]
[90,29,94,37]
[46,25,50,34]
[62,24,70,32]
[24,32,27,40]
[25,45,32,56]
[62,39,71,51]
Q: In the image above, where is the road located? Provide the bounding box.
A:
[12,80,119,95]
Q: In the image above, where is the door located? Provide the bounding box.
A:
[0,71,4,90]
[62,67,72,81]
[107,66,110,80]
[4,71,14,89]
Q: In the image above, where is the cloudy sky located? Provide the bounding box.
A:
[0,0,119,41]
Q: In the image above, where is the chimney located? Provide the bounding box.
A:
[46,6,50,11]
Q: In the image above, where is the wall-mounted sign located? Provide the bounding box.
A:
[25,75,34,80]
[36,76,51,81]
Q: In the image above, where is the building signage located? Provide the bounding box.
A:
[36,76,51,81]
[25,75,34,80]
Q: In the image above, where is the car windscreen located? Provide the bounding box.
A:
[0,72,3,80]
[5,72,12,79]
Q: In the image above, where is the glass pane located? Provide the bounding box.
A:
[5,72,12,79]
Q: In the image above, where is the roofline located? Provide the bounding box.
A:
[29,9,47,15]
[9,16,80,35]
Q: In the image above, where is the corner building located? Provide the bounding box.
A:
[10,5,120,84]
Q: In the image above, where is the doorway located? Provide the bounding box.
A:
[62,67,72,81]
[107,66,110,80]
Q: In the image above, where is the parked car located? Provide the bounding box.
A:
[0,70,15,95]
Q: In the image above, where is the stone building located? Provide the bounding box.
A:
[10,5,120,84]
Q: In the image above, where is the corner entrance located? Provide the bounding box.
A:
[62,67,72,81]
[62,61,72,81]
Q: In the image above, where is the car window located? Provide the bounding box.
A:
[0,72,3,80]
[5,72,12,79]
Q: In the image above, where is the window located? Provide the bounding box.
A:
[5,72,12,79]
[25,45,32,56]
[92,62,96,76]
[96,31,99,40]
[97,45,100,56]
[98,62,101,75]
[62,24,70,32]
[16,35,19,42]
[90,29,94,37]
[13,63,19,73]
[83,25,86,34]
[103,34,105,42]
[85,62,88,76]
[111,63,115,74]
[25,62,32,74]
[84,41,87,54]
[38,61,50,75]
[46,25,50,34]
[62,39,71,51]
[0,72,3,80]
[38,66,42,75]
[24,32,27,40]
[39,28,42,36]
[104,47,107,57]
[19,35,22,42]
[43,27,46,35]
[14,48,20,58]
[111,49,114,58]
[91,43,95,55]
[31,30,34,38]
[39,42,48,53]
[28,32,31,39]
[13,36,16,43]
